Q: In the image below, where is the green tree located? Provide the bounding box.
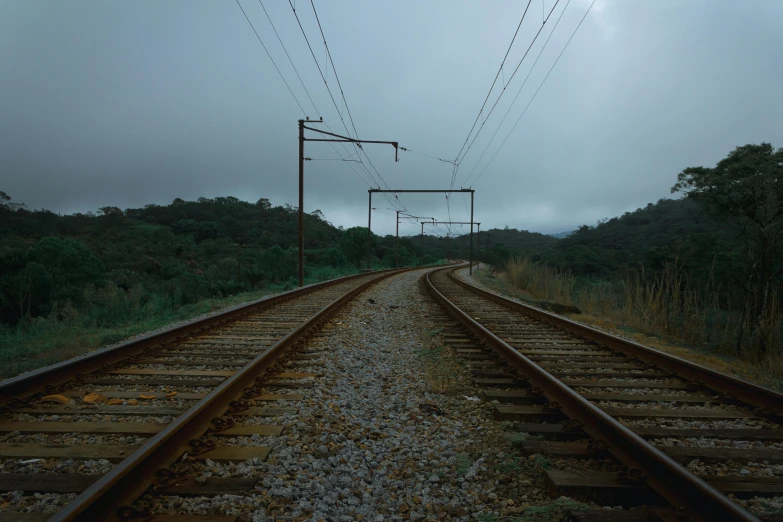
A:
[319,247,348,267]
[259,246,296,282]
[1,262,52,322]
[341,227,372,268]
[672,143,783,358]
[29,237,104,291]
[243,263,265,290]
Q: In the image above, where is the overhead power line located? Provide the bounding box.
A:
[310,0,360,141]
[287,0,354,141]
[399,147,457,166]
[456,0,561,169]
[463,0,572,187]
[237,0,376,189]
[470,0,597,187]
[452,0,534,169]
[234,0,306,114]
[288,0,409,215]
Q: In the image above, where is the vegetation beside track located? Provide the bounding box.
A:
[471,144,782,377]
[0,264,387,379]
[470,266,783,391]
[0,194,450,378]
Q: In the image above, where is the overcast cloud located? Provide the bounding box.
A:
[1,0,782,236]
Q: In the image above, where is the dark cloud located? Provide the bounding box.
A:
[2,0,781,236]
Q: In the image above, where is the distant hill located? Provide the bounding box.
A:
[549,231,573,239]
[534,198,743,289]
[0,194,423,326]
[411,226,558,261]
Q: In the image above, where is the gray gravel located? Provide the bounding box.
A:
[143,269,593,521]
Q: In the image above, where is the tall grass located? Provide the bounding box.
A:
[503,256,781,364]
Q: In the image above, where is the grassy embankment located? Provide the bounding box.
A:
[0,265,359,379]
[471,259,783,391]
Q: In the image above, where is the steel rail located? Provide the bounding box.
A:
[447,268,783,418]
[50,267,417,521]
[424,266,760,522]
[0,267,408,405]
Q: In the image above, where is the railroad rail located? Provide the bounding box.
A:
[425,265,783,522]
[0,267,415,521]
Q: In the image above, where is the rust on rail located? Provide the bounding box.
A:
[425,265,761,522]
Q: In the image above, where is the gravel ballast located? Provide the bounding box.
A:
[142,268,588,521]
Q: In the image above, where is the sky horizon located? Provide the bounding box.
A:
[2,1,781,237]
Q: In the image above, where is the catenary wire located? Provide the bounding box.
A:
[286,0,406,213]
[452,0,534,169]
[456,0,561,169]
[288,0,408,214]
[463,0,572,187]
[234,0,306,115]
[471,0,596,187]
[247,0,376,188]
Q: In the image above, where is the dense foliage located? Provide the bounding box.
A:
[498,143,783,361]
[0,195,429,328]
[2,142,779,362]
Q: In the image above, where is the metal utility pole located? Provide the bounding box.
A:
[298,120,306,286]
[396,211,401,268]
[470,191,474,274]
[394,212,434,268]
[299,119,399,285]
[367,192,372,270]
[420,222,424,262]
[477,223,481,268]
[367,189,474,271]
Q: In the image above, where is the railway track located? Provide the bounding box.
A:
[0,268,412,521]
[425,265,783,522]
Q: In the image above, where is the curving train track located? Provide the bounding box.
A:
[425,265,783,522]
[1,263,781,521]
[0,268,414,522]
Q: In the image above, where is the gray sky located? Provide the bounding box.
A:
[1,1,782,236]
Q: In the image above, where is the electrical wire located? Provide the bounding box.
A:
[234,0,306,115]
[456,0,561,169]
[310,0,360,141]
[252,0,378,189]
[471,0,597,187]
[399,146,457,166]
[289,0,408,214]
[287,0,355,141]
[452,0,534,169]
[462,0,572,187]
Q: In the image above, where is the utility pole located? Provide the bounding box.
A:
[420,222,424,263]
[299,119,399,285]
[477,223,481,268]
[367,191,372,270]
[298,119,306,287]
[395,210,400,268]
[394,211,435,268]
[470,190,474,274]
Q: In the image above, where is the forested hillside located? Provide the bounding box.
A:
[0,194,437,329]
[535,197,744,290]
[493,143,783,365]
[2,143,779,369]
